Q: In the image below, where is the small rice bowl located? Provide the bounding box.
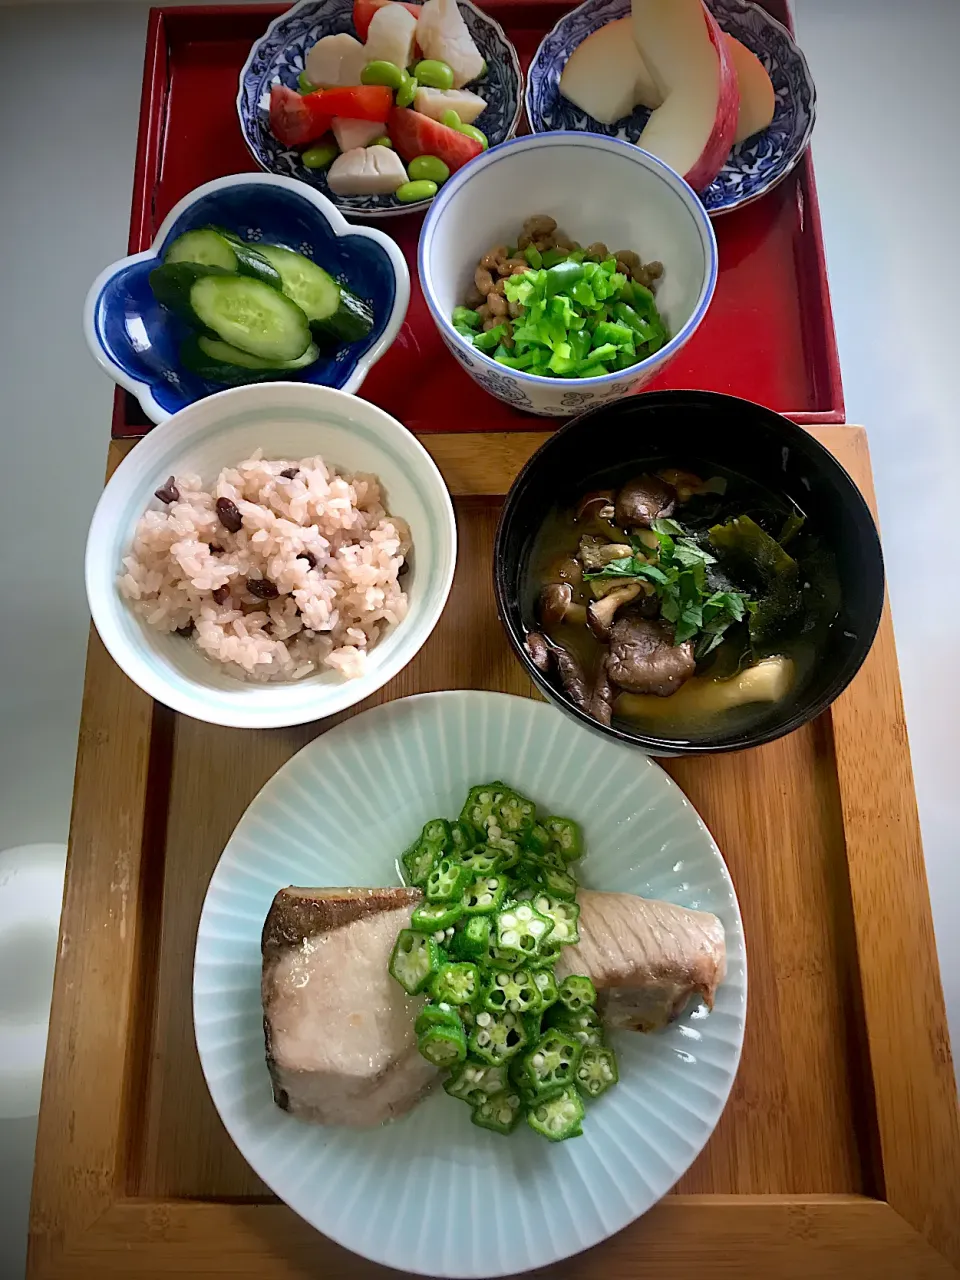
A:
[118,450,410,682]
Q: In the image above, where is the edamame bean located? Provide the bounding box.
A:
[395,179,438,203]
[396,71,418,108]
[298,70,317,94]
[369,135,393,148]
[415,59,455,90]
[457,122,489,150]
[361,59,405,89]
[441,109,462,130]
[302,141,339,170]
[408,154,450,185]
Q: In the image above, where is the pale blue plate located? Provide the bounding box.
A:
[527,0,816,215]
[193,691,746,1276]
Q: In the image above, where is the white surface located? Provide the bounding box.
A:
[419,132,717,415]
[0,0,957,1276]
[195,691,744,1277]
[86,382,456,726]
[0,847,67,1120]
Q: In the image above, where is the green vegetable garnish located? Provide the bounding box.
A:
[581,520,755,655]
[454,250,668,379]
[388,788,619,1140]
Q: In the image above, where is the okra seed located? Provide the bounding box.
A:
[532,1053,545,1068]
[477,1012,491,1027]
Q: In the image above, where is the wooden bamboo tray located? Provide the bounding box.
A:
[29,427,960,1279]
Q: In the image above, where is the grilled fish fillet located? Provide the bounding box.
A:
[261,886,725,1126]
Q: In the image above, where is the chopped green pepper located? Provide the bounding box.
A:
[526,1086,585,1141]
[410,899,463,933]
[575,1045,619,1098]
[451,306,480,331]
[484,967,543,1016]
[418,1019,467,1068]
[426,856,472,903]
[449,913,492,960]
[444,1059,507,1104]
[544,816,583,862]
[432,961,482,1007]
[556,974,597,1013]
[388,929,441,995]
[531,893,580,946]
[471,1089,523,1135]
[495,901,555,956]
[469,1009,527,1064]
[517,1028,582,1099]
[462,874,508,916]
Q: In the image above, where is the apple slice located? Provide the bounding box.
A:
[724,34,775,144]
[631,0,739,191]
[559,18,662,125]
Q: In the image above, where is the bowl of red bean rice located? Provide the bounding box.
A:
[85,383,456,728]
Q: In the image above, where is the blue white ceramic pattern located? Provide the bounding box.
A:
[83,174,409,423]
[527,0,816,216]
[194,691,746,1277]
[238,0,523,220]
[419,133,717,417]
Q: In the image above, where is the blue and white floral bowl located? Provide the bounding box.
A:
[527,0,816,216]
[84,174,409,424]
[238,0,523,220]
[419,133,717,418]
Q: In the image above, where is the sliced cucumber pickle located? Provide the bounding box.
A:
[165,227,282,289]
[180,334,320,384]
[256,245,374,344]
[188,274,312,361]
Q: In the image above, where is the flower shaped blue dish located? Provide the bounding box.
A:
[83,174,409,424]
[526,0,816,216]
[238,0,523,220]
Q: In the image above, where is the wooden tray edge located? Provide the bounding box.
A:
[28,428,960,1279]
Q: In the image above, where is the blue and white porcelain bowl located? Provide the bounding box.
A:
[527,0,816,216]
[238,0,523,220]
[84,174,409,424]
[419,133,718,418]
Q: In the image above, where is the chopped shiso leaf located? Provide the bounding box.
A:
[388,789,616,1140]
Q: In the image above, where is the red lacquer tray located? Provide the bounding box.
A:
[113,0,844,437]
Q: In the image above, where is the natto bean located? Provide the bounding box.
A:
[212,585,231,605]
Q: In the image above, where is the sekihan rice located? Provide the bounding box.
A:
[118,450,410,682]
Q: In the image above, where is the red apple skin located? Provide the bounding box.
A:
[683,4,740,192]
